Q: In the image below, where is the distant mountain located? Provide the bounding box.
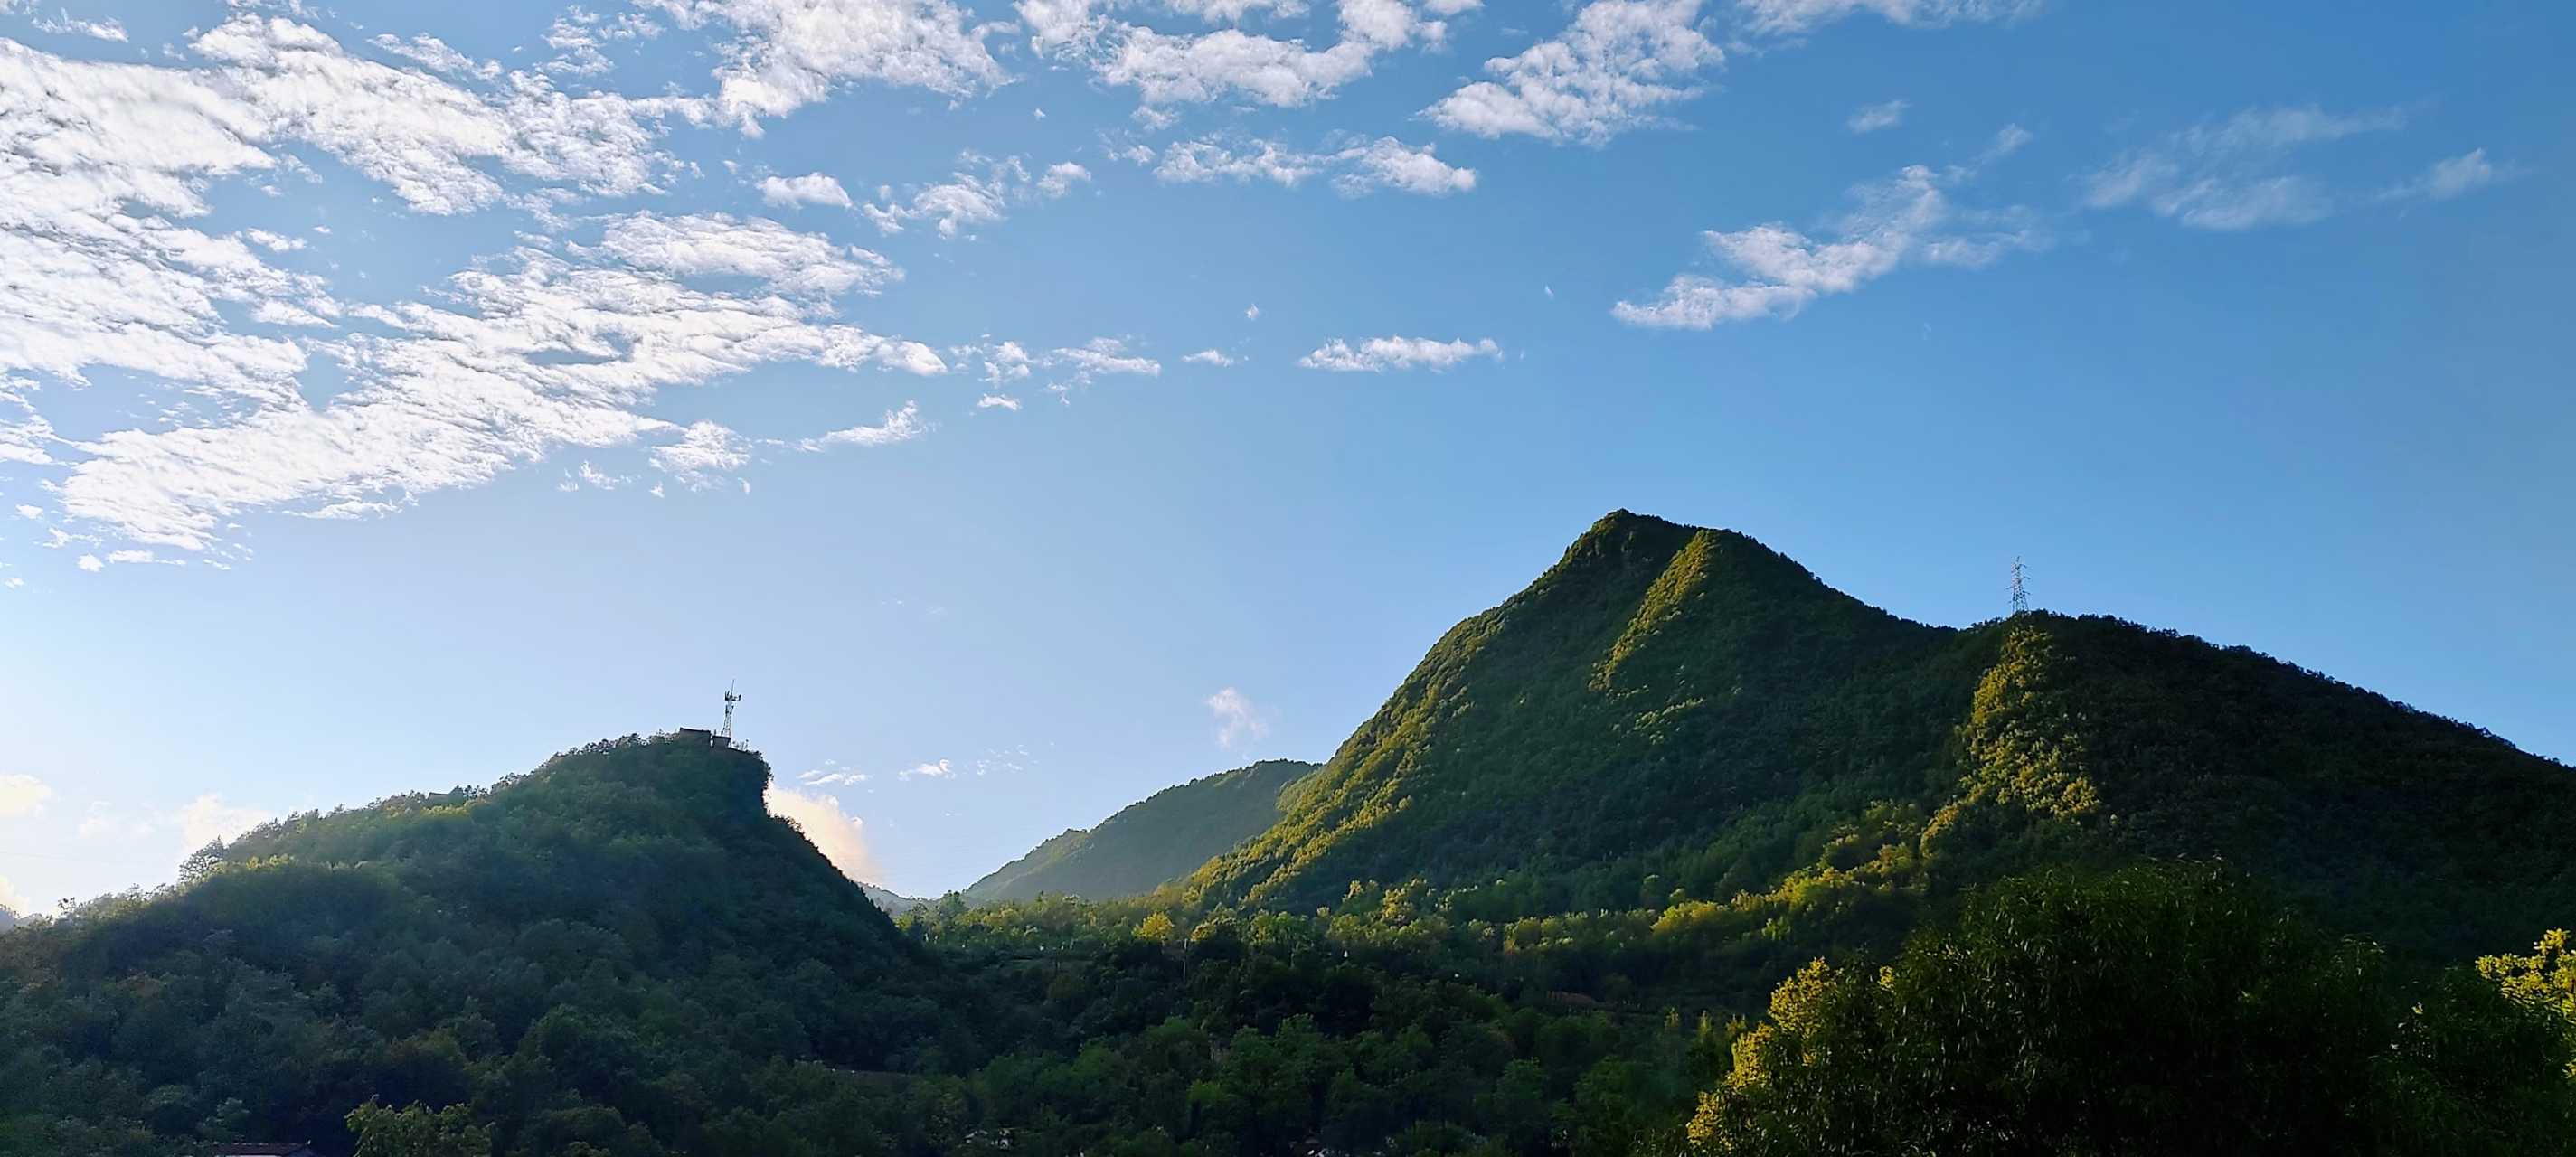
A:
[861,882,925,913]
[966,759,1319,903]
[1190,511,2576,963]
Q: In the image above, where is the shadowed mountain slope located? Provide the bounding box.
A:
[966,758,1319,903]
[0,735,998,1155]
[1190,511,2576,964]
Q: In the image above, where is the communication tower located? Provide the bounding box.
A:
[722,682,741,746]
[2009,558,2030,617]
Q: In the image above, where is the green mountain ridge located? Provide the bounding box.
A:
[0,736,1005,1155]
[1189,510,2576,964]
[964,758,1319,904]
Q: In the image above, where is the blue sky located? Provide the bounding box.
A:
[0,0,2566,908]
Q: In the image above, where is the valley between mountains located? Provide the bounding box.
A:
[7,512,2575,1156]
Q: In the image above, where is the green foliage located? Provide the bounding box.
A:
[967,760,1319,904]
[1688,865,2576,1157]
[349,1099,492,1157]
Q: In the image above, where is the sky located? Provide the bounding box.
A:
[0,0,2567,909]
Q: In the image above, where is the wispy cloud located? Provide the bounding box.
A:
[2378,148,2502,204]
[2081,105,2410,230]
[1847,99,1905,133]
[863,154,1090,239]
[1735,0,2044,36]
[1426,0,1719,145]
[1184,349,1239,366]
[1142,135,1476,195]
[1617,127,2042,328]
[1033,0,1472,113]
[1300,335,1500,371]
[1205,686,1273,748]
[802,402,929,450]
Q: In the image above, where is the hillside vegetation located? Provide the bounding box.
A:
[966,760,1318,904]
[8,511,2576,1156]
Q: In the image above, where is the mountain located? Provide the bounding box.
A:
[966,758,1319,903]
[0,734,999,1156]
[0,905,17,931]
[861,882,925,913]
[1190,511,2576,964]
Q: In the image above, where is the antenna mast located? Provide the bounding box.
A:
[722,682,741,743]
[2009,558,2030,617]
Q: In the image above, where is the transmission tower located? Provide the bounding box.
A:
[722,682,741,743]
[2009,558,2030,617]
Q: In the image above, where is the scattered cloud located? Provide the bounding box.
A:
[1205,686,1273,748]
[2080,105,2411,230]
[898,758,958,780]
[2380,148,2501,203]
[1047,338,1162,390]
[175,793,269,851]
[1142,135,1475,195]
[649,420,755,487]
[765,784,887,883]
[759,171,855,207]
[1847,99,1905,132]
[1735,0,2044,36]
[643,0,1010,125]
[802,402,929,449]
[0,872,26,916]
[53,213,943,551]
[76,554,102,571]
[863,153,1090,239]
[1299,335,1500,371]
[0,773,52,817]
[1026,0,1469,112]
[1184,349,1238,366]
[1426,0,1720,145]
[1617,127,2043,328]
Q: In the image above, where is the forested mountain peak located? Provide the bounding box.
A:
[1188,512,2576,966]
[0,734,996,1154]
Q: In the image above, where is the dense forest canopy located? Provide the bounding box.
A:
[7,512,2576,1156]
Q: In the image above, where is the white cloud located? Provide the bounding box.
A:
[75,554,101,571]
[194,16,684,215]
[649,420,755,487]
[863,153,1088,239]
[1205,686,1272,748]
[1425,0,1719,145]
[1049,337,1161,386]
[1145,135,1473,195]
[2081,105,2407,230]
[646,0,1010,125]
[1184,348,1237,365]
[898,758,957,780]
[2381,148,2500,203]
[0,872,27,916]
[1847,99,1904,132]
[801,401,929,449]
[588,212,897,295]
[1735,0,2043,35]
[1299,335,1499,371]
[175,793,269,851]
[759,171,855,207]
[765,784,888,883]
[52,213,944,550]
[977,393,1023,409]
[1616,132,2042,328]
[1031,0,1465,111]
[29,10,127,42]
[0,773,52,817]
